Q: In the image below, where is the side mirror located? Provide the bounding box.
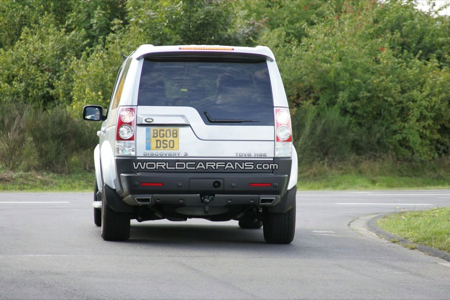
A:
[83,105,105,121]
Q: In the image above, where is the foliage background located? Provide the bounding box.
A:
[1,0,450,174]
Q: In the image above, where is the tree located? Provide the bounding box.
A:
[0,15,87,107]
[275,0,450,160]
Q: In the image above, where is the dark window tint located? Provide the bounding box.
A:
[138,59,274,125]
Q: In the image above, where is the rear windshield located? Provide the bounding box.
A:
[138,59,274,125]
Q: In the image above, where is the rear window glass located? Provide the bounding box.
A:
[138,59,274,125]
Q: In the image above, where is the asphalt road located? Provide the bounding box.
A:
[0,190,449,299]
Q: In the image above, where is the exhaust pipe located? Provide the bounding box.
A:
[259,196,276,205]
[135,197,151,204]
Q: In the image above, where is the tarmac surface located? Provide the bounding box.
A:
[0,190,449,299]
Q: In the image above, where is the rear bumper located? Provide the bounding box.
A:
[119,172,288,207]
[111,157,293,213]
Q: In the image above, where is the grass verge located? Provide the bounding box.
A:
[0,170,94,192]
[376,207,450,253]
[297,174,450,190]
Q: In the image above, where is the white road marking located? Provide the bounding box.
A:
[297,192,450,196]
[349,192,371,194]
[439,263,450,268]
[368,194,450,196]
[336,203,432,206]
[0,202,70,204]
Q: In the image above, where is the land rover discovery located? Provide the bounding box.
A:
[83,45,298,244]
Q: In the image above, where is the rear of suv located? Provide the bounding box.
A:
[83,45,298,244]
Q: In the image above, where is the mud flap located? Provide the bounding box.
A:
[103,184,133,213]
[268,186,297,213]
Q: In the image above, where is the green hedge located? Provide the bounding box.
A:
[0,103,98,173]
[1,0,450,169]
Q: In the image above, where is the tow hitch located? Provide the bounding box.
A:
[201,195,215,214]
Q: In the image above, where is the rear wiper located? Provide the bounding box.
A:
[204,111,259,123]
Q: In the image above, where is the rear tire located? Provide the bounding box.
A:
[101,185,130,241]
[94,178,101,227]
[239,220,263,229]
[94,207,102,227]
[263,202,296,244]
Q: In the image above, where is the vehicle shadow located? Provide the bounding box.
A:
[128,222,266,245]
[85,219,304,257]
[89,222,305,257]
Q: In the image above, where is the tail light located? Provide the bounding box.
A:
[116,107,136,155]
[275,108,292,157]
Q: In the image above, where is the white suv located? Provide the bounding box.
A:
[83,45,298,244]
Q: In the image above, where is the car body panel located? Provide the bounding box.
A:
[94,145,102,192]
[288,146,298,190]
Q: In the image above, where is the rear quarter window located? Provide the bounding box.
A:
[137,59,274,126]
[110,58,132,111]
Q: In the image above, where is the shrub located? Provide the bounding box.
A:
[272,1,450,161]
[0,103,30,170]
[25,106,98,173]
[0,14,87,108]
[293,105,353,165]
[69,46,121,112]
